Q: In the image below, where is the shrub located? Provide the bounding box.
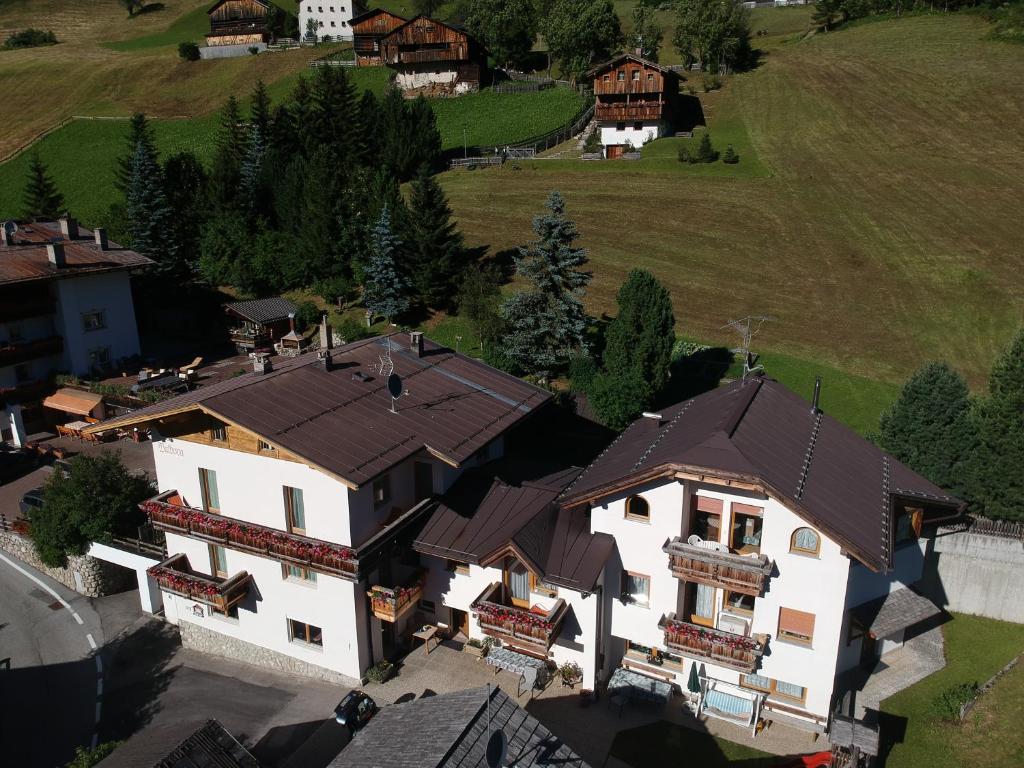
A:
[695,132,718,163]
[559,661,583,683]
[722,144,739,164]
[335,315,367,344]
[294,300,321,332]
[3,28,58,49]
[248,46,260,55]
[685,84,697,96]
[583,128,602,154]
[931,682,978,721]
[65,742,120,768]
[178,41,200,61]
[366,659,393,683]
[677,144,694,164]
[702,74,722,92]
[568,354,598,393]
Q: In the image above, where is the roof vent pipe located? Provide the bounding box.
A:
[253,353,272,375]
[642,411,664,427]
[47,241,66,267]
[410,331,424,357]
[319,313,333,351]
[318,348,333,372]
[288,312,296,334]
[93,227,108,250]
[59,215,79,240]
[811,376,822,414]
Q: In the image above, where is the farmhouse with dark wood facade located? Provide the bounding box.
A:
[371,15,486,95]
[590,54,681,158]
[206,0,271,47]
[350,8,407,65]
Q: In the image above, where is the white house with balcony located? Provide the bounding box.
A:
[298,0,365,41]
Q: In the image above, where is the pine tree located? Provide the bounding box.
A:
[696,131,717,163]
[407,166,467,308]
[968,329,1024,519]
[250,80,272,139]
[116,113,157,194]
[239,123,267,219]
[500,191,592,379]
[126,142,176,272]
[310,66,359,162]
[877,362,977,500]
[21,152,65,221]
[208,96,248,211]
[363,206,411,325]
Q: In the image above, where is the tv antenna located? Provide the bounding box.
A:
[375,336,409,413]
[723,315,772,379]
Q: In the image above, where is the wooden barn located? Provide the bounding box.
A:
[590,54,681,158]
[206,0,271,47]
[351,8,407,66]
[378,16,486,95]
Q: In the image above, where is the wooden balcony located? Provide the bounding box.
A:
[228,328,270,348]
[368,573,424,622]
[663,537,773,597]
[470,582,567,653]
[595,103,665,122]
[385,46,466,65]
[0,336,62,366]
[0,298,55,323]
[148,553,251,615]
[659,613,766,673]
[0,379,52,405]
[594,81,666,96]
[143,490,359,580]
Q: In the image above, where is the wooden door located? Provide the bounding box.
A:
[606,144,625,160]
[451,608,469,637]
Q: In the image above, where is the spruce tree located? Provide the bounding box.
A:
[877,362,976,499]
[407,166,467,309]
[500,191,592,379]
[239,123,267,220]
[363,206,410,325]
[310,66,360,162]
[115,113,156,194]
[969,329,1024,519]
[250,80,272,138]
[126,142,176,273]
[21,152,65,221]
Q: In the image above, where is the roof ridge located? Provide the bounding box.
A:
[720,378,762,437]
[632,399,693,471]
[795,409,823,500]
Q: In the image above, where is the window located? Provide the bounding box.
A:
[691,496,723,543]
[633,122,642,131]
[199,468,220,512]
[684,581,715,626]
[622,571,650,607]
[284,563,317,583]
[289,618,323,646]
[446,559,470,576]
[89,346,111,366]
[724,590,755,615]
[419,599,436,613]
[210,545,228,578]
[507,560,531,607]
[617,71,625,81]
[307,5,311,10]
[258,439,275,452]
[790,527,820,556]
[318,5,323,10]
[778,607,815,646]
[82,310,106,331]
[330,20,335,26]
[774,679,806,702]
[330,5,335,10]
[373,475,391,507]
[210,424,226,441]
[741,673,772,693]
[632,70,640,81]
[603,74,610,82]
[647,73,655,83]
[741,674,808,704]
[730,503,763,554]
[616,122,625,131]
[534,579,559,598]
[625,495,650,522]
[284,486,306,534]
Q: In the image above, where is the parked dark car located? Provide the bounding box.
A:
[19,487,45,516]
[334,690,377,732]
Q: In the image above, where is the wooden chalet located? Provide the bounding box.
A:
[589,54,681,158]
[378,15,486,95]
[350,8,407,66]
[206,0,271,47]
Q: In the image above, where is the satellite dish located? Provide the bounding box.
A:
[485,730,507,768]
[387,372,403,399]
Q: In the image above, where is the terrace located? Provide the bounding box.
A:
[470,581,567,653]
[0,335,63,366]
[143,490,359,580]
[662,536,774,596]
[368,571,424,623]
[659,613,766,673]
[148,552,251,615]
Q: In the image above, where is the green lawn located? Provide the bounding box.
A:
[881,613,1024,768]
[610,720,775,768]
[432,87,588,152]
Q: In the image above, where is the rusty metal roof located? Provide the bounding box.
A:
[0,221,152,285]
[561,376,962,571]
[88,334,552,488]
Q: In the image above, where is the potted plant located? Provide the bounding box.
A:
[464,638,485,658]
[366,659,394,684]
[559,661,583,688]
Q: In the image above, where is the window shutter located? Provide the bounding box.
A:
[695,496,723,514]
[779,608,815,639]
[732,502,763,517]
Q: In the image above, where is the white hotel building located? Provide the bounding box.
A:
[298,0,365,41]
[89,338,959,736]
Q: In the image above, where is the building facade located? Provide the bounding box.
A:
[299,0,365,42]
[590,54,681,158]
[377,16,486,95]
[350,8,406,65]
[206,0,271,47]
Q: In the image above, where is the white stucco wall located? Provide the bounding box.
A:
[395,69,473,94]
[298,0,358,40]
[52,272,141,375]
[599,120,666,151]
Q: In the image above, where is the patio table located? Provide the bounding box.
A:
[63,420,91,437]
[607,667,672,706]
[485,646,549,696]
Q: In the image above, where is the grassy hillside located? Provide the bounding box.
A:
[440,15,1024,393]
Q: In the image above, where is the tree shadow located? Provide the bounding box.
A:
[675,94,707,132]
[663,346,736,405]
[138,3,167,15]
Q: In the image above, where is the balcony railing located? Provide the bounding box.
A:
[384,46,467,65]
[0,336,62,366]
[0,299,55,322]
[663,537,773,597]
[143,490,359,580]
[594,81,667,96]
[148,553,251,614]
[0,379,51,405]
[659,613,765,673]
[368,573,424,622]
[471,582,567,652]
[595,104,665,122]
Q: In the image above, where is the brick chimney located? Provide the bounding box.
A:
[59,215,79,240]
[93,227,108,251]
[410,331,424,357]
[319,313,334,351]
[253,353,272,375]
[47,241,66,267]
[318,348,333,371]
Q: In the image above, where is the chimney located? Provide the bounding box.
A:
[319,313,333,351]
[2,225,13,247]
[811,376,822,414]
[47,241,66,267]
[318,348,333,371]
[59,215,79,240]
[253,353,272,375]
[642,411,664,428]
[410,331,424,357]
[94,227,108,251]
[288,312,296,334]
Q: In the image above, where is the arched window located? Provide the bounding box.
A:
[625,495,650,522]
[791,527,820,555]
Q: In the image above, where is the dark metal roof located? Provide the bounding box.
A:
[88,334,552,488]
[98,719,259,768]
[851,584,941,639]
[224,297,298,324]
[0,220,153,285]
[587,52,678,78]
[561,376,962,571]
[329,686,590,768]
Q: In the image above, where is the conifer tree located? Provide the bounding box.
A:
[116,113,156,194]
[407,166,467,308]
[500,191,592,379]
[208,96,248,211]
[239,123,267,219]
[126,142,177,274]
[310,66,360,162]
[363,206,410,325]
[968,329,1024,519]
[249,80,272,138]
[21,152,65,221]
[876,362,977,500]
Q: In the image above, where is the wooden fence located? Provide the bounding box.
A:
[938,516,1024,541]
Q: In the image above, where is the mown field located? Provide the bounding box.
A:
[440,15,1024,404]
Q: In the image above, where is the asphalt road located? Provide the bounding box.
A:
[0,552,105,768]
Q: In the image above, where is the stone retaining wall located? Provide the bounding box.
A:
[178,620,361,686]
[0,530,134,597]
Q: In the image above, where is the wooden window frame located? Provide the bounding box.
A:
[770,679,808,705]
[730,503,764,554]
[631,69,640,81]
[624,494,650,523]
[685,580,716,627]
[505,559,534,608]
[617,70,625,81]
[778,607,815,647]
[284,486,306,535]
[282,563,317,583]
[790,527,821,557]
[739,673,772,694]
[621,570,651,608]
[418,598,436,613]
[199,468,219,513]
[210,424,226,441]
[209,544,228,578]
[739,675,808,705]
[723,589,754,616]
[288,618,323,647]
[258,439,275,452]
[894,508,923,545]
[691,496,724,544]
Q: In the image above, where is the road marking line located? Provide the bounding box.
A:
[95,702,102,721]
[91,733,98,749]
[97,679,103,696]
[86,633,98,650]
[73,612,84,625]
[95,655,103,674]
